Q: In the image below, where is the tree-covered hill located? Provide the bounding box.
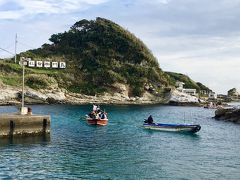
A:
[165,71,211,93]
[20,17,169,96]
[4,17,212,98]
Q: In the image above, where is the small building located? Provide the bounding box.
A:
[227,88,240,99]
[217,94,232,102]
[176,81,197,96]
[176,81,185,91]
[217,94,227,99]
[200,90,211,96]
[209,92,217,99]
[182,89,197,96]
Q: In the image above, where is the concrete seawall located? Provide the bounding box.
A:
[0,114,50,136]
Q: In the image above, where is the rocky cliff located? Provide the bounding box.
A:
[0,80,169,105]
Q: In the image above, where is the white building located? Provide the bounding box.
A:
[209,92,217,99]
[182,89,197,96]
[176,81,185,91]
[176,81,197,96]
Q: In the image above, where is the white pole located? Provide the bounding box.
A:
[22,60,25,108]
[14,34,17,63]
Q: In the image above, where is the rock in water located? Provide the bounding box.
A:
[215,108,240,123]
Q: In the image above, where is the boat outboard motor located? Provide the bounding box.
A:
[192,125,201,133]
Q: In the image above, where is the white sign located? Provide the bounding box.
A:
[36,61,43,67]
[44,61,51,68]
[19,61,27,66]
[19,57,28,66]
[59,62,66,69]
[21,58,66,69]
[52,62,58,68]
[28,60,35,67]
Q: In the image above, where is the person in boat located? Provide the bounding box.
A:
[93,104,97,112]
[88,111,96,119]
[144,115,154,124]
[100,111,107,119]
[95,113,100,120]
[97,105,100,112]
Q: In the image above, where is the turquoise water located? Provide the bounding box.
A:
[0,104,240,179]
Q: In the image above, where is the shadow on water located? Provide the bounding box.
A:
[0,134,51,147]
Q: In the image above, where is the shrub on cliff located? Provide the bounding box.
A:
[25,74,50,90]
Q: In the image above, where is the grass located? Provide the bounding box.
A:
[27,67,60,75]
[0,74,22,87]
[25,74,50,89]
[0,61,61,87]
[0,61,61,75]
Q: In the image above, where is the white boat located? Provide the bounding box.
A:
[143,123,201,133]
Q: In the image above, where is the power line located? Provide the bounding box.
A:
[15,33,17,63]
[0,47,15,55]
[18,41,36,49]
[3,43,14,51]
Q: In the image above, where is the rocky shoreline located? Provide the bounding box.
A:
[0,83,202,106]
[0,85,164,106]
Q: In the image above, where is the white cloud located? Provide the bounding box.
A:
[144,0,170,4]
[0,10,22,19]
[1,0,240,94]
[0,0,108,19]
[0,0,6,5]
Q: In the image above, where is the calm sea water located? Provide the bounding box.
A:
[0,104,240,179]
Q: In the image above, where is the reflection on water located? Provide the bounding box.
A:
[0,134,50,147]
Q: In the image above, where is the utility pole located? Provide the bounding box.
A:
[14,33,17,63]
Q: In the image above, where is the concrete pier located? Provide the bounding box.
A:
[0,114,50,136]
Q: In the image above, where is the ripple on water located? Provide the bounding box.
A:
[0,104,240,179]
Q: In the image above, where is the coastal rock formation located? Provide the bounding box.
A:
[0,82,204,106]
[0,84,168,105]
[64,90,165,105]
[168,89,201,106]
[215,108,240,123]
[0,83,19,105]
[0,84,65,105]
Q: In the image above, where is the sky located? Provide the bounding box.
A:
[0,0,240,94]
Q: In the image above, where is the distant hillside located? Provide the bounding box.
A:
[165,72,211,92]
[19,17,169,96]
